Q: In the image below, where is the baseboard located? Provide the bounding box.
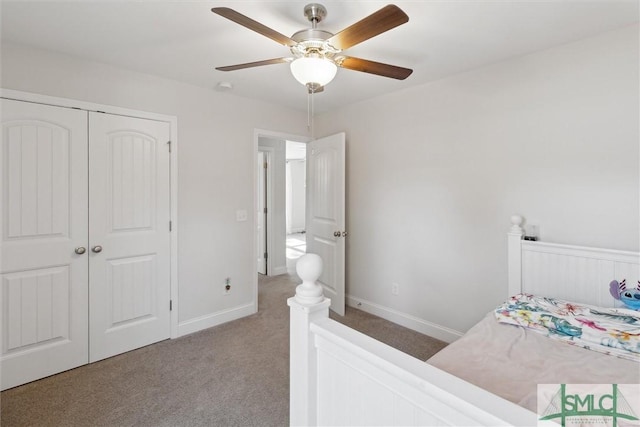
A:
[177,302,256,337]
[270,265,288,276]
[346,295,463,344]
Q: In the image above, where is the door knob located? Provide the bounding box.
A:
[92,245,103,253]
[74,247,86,255]
[333,231,341,237]
[342,231,348,237]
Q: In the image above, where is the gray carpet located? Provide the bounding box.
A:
[1,274,447,427]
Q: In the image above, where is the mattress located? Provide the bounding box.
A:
[427,312,640,413]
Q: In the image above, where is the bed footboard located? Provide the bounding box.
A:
[289,254,539,426]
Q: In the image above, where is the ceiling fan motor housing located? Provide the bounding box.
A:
[303,3,327,25]
[290,29,338,59]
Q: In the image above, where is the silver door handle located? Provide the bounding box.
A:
[342,231,348,237]
[333,231,341,237]
[75,247,86,255]
[92,245,103,253]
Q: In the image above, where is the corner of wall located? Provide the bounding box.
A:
[177,303,257,337]
[345,295,463,344]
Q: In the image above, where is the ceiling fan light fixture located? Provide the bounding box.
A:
[290,56,337,89]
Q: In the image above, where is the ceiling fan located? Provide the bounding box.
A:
[211,3,413,93]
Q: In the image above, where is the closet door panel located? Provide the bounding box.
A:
[88,112,171,362]
[1,99,89,390]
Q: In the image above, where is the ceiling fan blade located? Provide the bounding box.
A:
[337,56,413,80]
[326,5,409,51]
[212,7,297,47]
[216,57,292,72]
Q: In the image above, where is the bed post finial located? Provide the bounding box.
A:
[510,214,524,235]
[295,253,324,305]
[288,253,330,425]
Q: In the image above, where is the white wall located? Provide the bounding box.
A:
[3,24,637,341]
[316,25,639,336]
[1,43,309,334]
[287,160,306,233]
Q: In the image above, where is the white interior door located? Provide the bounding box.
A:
[1,99,89,390]
[88,112,171,362]
[257,151,267,275]
[306,132,346,315]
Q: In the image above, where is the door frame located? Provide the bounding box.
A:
[257,148,272,275]
[1,88,180,339]
[253,129,310,308]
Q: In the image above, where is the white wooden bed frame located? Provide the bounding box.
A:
[288,215,640,426]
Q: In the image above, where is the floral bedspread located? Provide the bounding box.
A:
[495,294,640,361]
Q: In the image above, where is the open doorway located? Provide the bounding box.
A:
[257,150,268,275]
[254,130,346,315]
[254,131,346,315]
[285,141,307,275]
[255,132,309,282]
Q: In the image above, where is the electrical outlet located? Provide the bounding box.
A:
[391,283,399,296]
[223,277,231,295]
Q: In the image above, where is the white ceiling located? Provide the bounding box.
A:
[1,1,638,113]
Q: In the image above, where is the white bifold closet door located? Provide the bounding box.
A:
[1,99,171,390]
[88,112,171,363]
[1,99,89,390]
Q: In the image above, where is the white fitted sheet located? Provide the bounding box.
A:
[427,313,640,412]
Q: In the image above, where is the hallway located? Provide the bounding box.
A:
[286,232,306,274]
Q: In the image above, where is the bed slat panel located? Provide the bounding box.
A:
[311,319,535,426]
[521,249,616,307]
[511,240,639,308]
[316,344,443,426]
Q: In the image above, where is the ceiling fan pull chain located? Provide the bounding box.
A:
[311,89,315,139]
[307,89,311,134]
[306,88,316,139]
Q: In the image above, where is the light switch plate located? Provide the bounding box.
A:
[236,209,248,222]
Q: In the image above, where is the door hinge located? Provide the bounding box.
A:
[170,300,173,311]
[263,162,267,169]
[167,140,172,153]
[169,220,172,231]
[263,207,267,214]
[264,252,268,260]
